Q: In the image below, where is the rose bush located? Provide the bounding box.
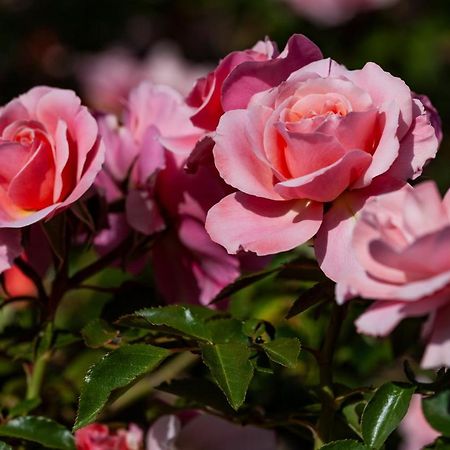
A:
[206,58,440,256]
[75,423,143,450]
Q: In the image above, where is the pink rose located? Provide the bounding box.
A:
[0,86,104,228]
[77,44,209,113]
[282,0,398,26]
[206,57,440,256]
[75,423,143,450]
[95,81,203,236]
[186,34,322,131]
[146,414,277,450]
[320,181,450,368]
[399,394,440,450]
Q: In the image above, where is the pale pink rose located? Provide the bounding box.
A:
[95,81,203,236]
[0,86,104,228]
[282,0,397,26]
[186,34,322,131]
[75,423,143,450]
[146,414,277,450]
[206,57,440,256]
[77,44,209,113]
[399,394,440,450]
[318,181,450,368]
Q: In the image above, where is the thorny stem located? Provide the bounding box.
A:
[15,257,49,305]
[314,302,348,449]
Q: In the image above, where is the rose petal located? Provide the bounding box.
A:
[206,192,323,256]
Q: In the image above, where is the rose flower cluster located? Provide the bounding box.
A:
[0,32,445,449]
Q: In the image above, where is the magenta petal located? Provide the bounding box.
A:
[206,192,323,256]
[222,34,322,111]
[146,415,181,450]
[422,302,450,368]
[125,189,165,235]
[275,150,372,202]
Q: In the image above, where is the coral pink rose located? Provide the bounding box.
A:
[0,86,104,228]
[75,423,143,450]
[282,0,397,26]
[206,57,440,256]
[320,181,450,368]
[399,394,440,450]
[146,413,277,450]
[186,34,322,131]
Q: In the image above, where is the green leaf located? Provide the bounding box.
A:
[361,382,415,449]
[120,306,217,341]
[210,267,280,303]
[0,416,75,449]
[74,344,170,430]
[200,342,254,410]
[206,318,247,344]
[262,337,301,368]
[0,442,12,450]
[423,390,450,436]
[81,318,118,348]
[321,440,367,449]
[8,398,41,418]
[286,281,333,318]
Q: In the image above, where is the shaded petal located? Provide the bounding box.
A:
[206,192,323,256]
[125,189,165,235]
[0,229,22,273]
[146,415,181,450]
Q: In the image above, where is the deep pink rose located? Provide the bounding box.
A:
[399,394,440,450]
[319,181,450,368]
[146,414,277,450]
[151,152,243,305]
[186,34,322,131]
[282,0,397,26]
[0,86,104,228]
[75,423,143,450]
[206,58,440,256]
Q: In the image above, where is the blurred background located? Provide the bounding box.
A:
[0,0,449,188]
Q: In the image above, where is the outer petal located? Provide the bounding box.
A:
[222,34,322,111]
[213,109,282,200]
[422,301,450,368]
[206,192,323,256]
[388,99,439,181]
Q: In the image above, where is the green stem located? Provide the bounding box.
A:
[26,351,50,400]
[314,302,348,449]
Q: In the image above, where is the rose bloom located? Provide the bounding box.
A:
[206,57,440,257]
[319,181,450,368]
[146,413,277,450]
[281,0,397,26]
[186,34,322,131]
[75,423,143,450]
[0,86,104,228]
[399,394,440,450]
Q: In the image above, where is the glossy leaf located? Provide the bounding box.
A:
[0,416,75,449]
[81,318,118,348]
[423,390,450,436]
[206,318,247,344]
[74,344,170,430]
[121,306,217,341]
[211,267,280,303]
[262,337,301,368]
[286,281,333,318]
[200,342,254,410]
[361,382,415,449]
[321,440,367,449]
[0,442,12,450]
